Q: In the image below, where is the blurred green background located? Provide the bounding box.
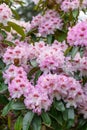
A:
[17,0,38,21]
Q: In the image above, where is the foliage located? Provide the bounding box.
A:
[17,0,39,21]
[0,0,87,130]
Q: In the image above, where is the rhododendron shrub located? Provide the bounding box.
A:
[0,0,87,130]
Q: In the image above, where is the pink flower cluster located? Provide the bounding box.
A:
[3,64,27,84]
[36,43,65,73]
[3,44,29,66]
[37,74,84,108]
[32,0,87,12]
[1,1,87,118]
[24,74,87,117]
[3,64,52,114]
[67,21,87,46]
[3,40,66,73]
[28,41,46,60]
[2,37,87,117]
[0,3,12,26]
[3,64,87,117]
[30,10,63,37]
[24,87,52,114]
[3,64,29,98]
[63,52,87,76]
[61,0,79,12]
[0,0,87,125]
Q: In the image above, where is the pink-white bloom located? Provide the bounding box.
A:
[67,21,87,46]
[0,3,12,25]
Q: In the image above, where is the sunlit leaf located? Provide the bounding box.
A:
[8,21,25,39]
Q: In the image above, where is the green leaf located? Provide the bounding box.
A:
[56,111,63,126]
[65,108,75,129]
[66,120,75,129]
[0,71,4,82]
[71,46,79,59]
[2,100,13,116]
[41,112,51,126]
[72,9,79,19]
[0,59,5,70]
[79,47,85,57]
[32,116,41,130]
[0,30,7,39]
[11,101,26,110]
[14,1,25,6]
[62,108,75,129]
[50,112,63,126]
[14,115,23,130]
[54,100,65,112]
[28,67,39,78]
[23,111,34,130]
[11,9,20,20]
[68,107,75,120]
[31,34,37,42]
[64,46,73,56]
[0,83,8,93]
[4,40,15,46]
[30,59,38,67]
[62,109,68,121]
[47,35,53,44]
[3,25,11,32]
[8,21,25,39]
[79,123,87,130]
[34,70,42,85]
[0,95,8,104]
[51,119,63,130]
[76,119,87,129]
[49,107,63,126]
[0,23,11,32]
[27,28,37,36]
[55,30,67,42]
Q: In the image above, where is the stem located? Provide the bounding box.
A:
[41,125,47,130]
[8,114,11,130]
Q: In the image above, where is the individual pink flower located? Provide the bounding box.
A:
[3,64,27,84]
[3,44,29,65]
[8,76,25,99]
